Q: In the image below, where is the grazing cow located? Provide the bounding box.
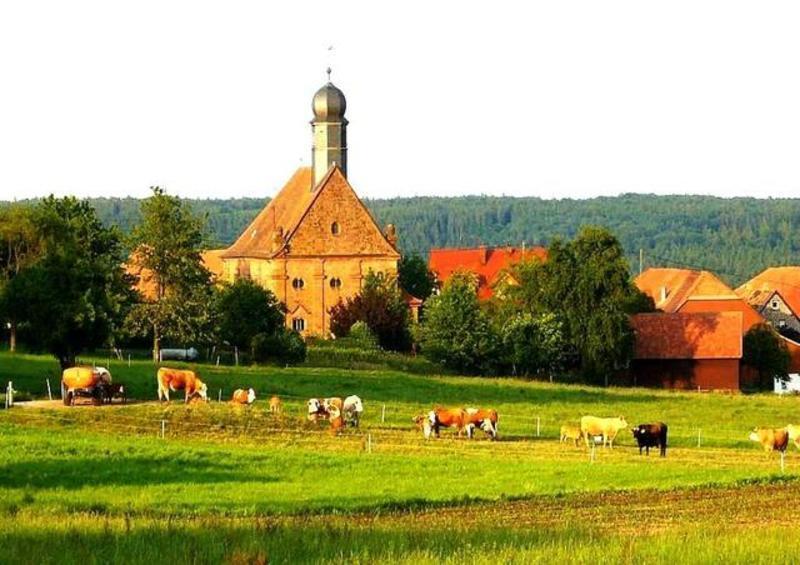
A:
[343,395,364,427]
[464,408,499,440]
[269,396,282,414]
[749,427,790,453]
[419,407,468,439]
[323,397,343,414]
[560,424,583,447]
[631,422,668,457]
[156,368,208,403]
[307,398,326,422]
[231,388,256,405]
[580,416,628,448]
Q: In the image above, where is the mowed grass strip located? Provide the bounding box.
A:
[2,482,800,564]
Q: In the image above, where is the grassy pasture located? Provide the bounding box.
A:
[2,351,800,562]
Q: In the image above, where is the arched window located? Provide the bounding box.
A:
[292,318,306,332]
[331,222,340,235]
[329,277,342,289]
[292,278,305,290]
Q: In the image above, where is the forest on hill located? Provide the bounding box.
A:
[6,194,800,286]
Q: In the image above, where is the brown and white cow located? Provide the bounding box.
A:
[307,397,343,423]
[580,416,628,448]
[416,407,468,439]
[749,427,790,453]
[464,408,499,440]
[231,388,256,405]
[156,368,208,403]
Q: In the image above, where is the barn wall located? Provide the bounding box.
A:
[631,359,740,390]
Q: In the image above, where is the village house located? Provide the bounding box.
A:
[633,267,800,390]
[428,245,547,300]
[736,267,800,341]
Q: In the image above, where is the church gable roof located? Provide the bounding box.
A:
[221,167,315,259]
[285,166,399,257]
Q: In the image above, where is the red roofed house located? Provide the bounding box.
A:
[429,246,547,300]
[630,312,743,390]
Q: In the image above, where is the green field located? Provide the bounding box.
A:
[2,352,800,563]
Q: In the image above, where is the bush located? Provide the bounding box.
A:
[347,321,380,350]
[251,329,307,366]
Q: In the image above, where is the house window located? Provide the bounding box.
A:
[779,320,787,328]
[329,277,342,289]
[292,278,305,290]
[772,301,779,310]
[292,318,306,332]
[331,222,340,235]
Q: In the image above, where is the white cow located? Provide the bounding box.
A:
[343,395,364,427]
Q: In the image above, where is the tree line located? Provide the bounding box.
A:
[4,193,800,285]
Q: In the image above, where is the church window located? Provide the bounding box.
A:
[329,277,342,289]
[292,277,305,290]
[331,222,340,235]
[292,318,306,332]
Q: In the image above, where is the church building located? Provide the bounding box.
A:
[215,77,401,336]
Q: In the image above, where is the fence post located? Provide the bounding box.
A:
[160,420,165,439]
[216,356,220,367]
[536,416,541,437]
[781,451,786,473]
[381,404,386,423]
[46,379,53,401]
[590,442,596,464]
[4,382,9,409]
[128,354,131,368]
[367,433,372,454]
[697,429,701,448]
[218,389,222,402]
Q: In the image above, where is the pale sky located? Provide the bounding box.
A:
[1,1,799,201]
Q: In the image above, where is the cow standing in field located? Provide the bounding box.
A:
[156,368,208,403]
[580,416,628,448]
[343,395,364,427]
[749,427,790,453]
[231,388,256,405]
[415,407,468,439]
[464,408,499,440]
[631,422,668,457]
[560,424,583,447]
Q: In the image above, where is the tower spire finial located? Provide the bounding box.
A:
[326,66,332,82]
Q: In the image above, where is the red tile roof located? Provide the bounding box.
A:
[736,267,800,316]
[631,311,743,360]
[635,268,739,312]
[429,246,547,299]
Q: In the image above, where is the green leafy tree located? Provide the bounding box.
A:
[0,204,41,351]
[398,253,436,301]
[743,323,790,390]
[125,187,213,360]
[5,197,133,368]
[546,227,637,385]
[214,279,284,351]
[329,272,412,351]
[251,329,306,365]
[419,272,499,374]
[500,312,566,379]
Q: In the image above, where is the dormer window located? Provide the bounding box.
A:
[331,222,340,236]
[292,278,305,290]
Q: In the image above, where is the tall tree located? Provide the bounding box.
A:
[398,254,436,301]
[743,324,790,390]
[214,278,285,351]
[5,197,133,368]
[418,272,498,374]
[126,187,213,361]
[0,205,41,351]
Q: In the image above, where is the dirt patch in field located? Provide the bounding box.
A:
[319,482,800,534]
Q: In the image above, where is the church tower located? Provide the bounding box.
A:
[311,69,348,188]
